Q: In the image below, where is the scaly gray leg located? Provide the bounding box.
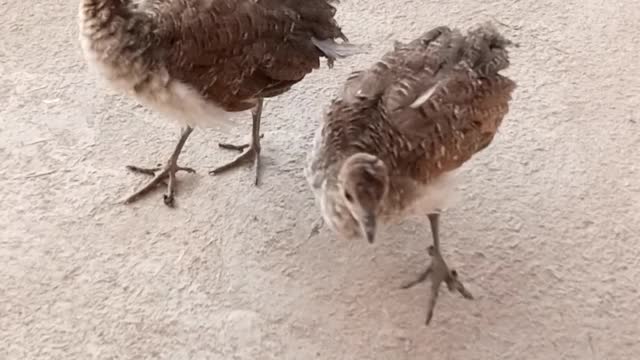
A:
[210,99,264,186]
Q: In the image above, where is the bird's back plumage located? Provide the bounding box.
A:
[79,0,356,129]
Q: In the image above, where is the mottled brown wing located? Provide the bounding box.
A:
[388,25,514,134]
[392,70,515,173]
[349,24,516,173]
[382,24,515,167]
[150,0,344,110]
[341,27,458,107]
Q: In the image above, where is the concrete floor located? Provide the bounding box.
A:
[2,0,640,359]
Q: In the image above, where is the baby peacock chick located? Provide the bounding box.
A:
[79,0,362,207]
[306,23,517,324]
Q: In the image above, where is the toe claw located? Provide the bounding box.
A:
[209,146,258,177]
[425,310,434,325]
[456,283,474,300]
[427,245,436,256]
[178,166,196,174]
[400,267,432,289]
[218,135,264,152]
[126,165,159,176]
[163,193,175,208]
[307,218,325,239]
[446,269,474,299]
[219,143,250,152]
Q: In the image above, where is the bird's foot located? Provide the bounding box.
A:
[210,140,262,186]
[124,162,195,207]
[401,245,473,325]
[307,217,325,239]
[217,134,264,153]
[218,143,250,152]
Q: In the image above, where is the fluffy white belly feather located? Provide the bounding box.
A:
[80,38,238,132]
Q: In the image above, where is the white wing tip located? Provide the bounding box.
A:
[409,81,442,109]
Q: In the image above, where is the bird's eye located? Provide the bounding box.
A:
[344,190,353,202]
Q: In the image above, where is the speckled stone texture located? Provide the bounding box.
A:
[1,0,639,359]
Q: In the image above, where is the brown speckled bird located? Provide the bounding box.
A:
[79,0,362,207]
[305,23,517,324]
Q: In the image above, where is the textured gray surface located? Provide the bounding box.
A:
[1,0,639,359]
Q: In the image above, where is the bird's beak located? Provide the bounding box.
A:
[360,212,377,244]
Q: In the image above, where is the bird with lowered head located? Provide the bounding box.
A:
[306,23,517,324]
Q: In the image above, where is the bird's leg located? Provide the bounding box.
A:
[124,126,195,207]
[210,99,263,185]
[401,212,473,325]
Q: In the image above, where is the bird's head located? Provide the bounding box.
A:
[337,153,389,244]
